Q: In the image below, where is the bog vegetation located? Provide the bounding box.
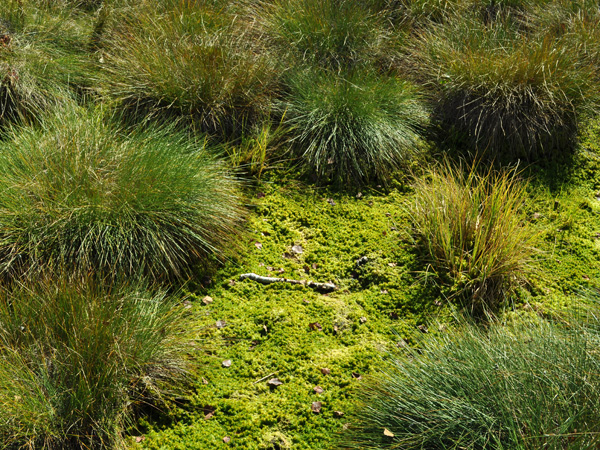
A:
[0,0,598,448]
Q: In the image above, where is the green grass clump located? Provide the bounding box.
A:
[411,13,599,159]
[282,69,428,185]
[0,105,244,281]
[102,0,278,135]
[0,0,94,123]
[0,278,190,450]
[409,162,535,311]
[256,0,394,71]
[341,308,600,450]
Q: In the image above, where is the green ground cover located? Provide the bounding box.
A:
[136,141,600,449]
[1,0,600,448]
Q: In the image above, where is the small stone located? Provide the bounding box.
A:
[359,317,367,324]
[223,436,231,443]
[327,198,336,206]
[255,242,263,250]
[216,320,226,329]
[183,300,192,309]
[135,436,145,443]
[222,360,232,368]
[291,244,304,255]
[202,296,213,305]
[314,386,324,394]
[321,368,331,375]
[356,192,363,199]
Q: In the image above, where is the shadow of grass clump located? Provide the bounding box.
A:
[0,104,245,283]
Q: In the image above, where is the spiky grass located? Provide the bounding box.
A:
[411,12,600,159]
[0,105,244,281]
[0,278,191,449]
[282,68,428,185]
[101,0,279,135]
[341,308,600,449]
[254,0,395,72]
[409,162,535,311]
[0,0,95,123]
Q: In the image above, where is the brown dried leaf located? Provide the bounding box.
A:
[321,368,331,375]
[202,377,209,385]
[359,317,367,324]
[216,320,226,329]
[334,411,345,417]
[267,378,283,387]
[135,436,145,443]
[383,428,395,437]
[314,386,324,394]
[311,401,322,413]
[291,245,304,255]
[223,436,231,443]
[255,242,263,250]
[352,372,362,380]
[309,322,323,331]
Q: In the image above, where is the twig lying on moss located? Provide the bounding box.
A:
[239,273,337,293]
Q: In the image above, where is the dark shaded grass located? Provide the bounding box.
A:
[410,11,600,160]
[0,277,192,450]
[100,0,279,137]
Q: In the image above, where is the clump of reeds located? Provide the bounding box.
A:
[409,162,535,311]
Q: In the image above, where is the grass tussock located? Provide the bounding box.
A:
[255,0,395,72]
[341,308,600,449]
[0,0,94,123]
[0,105,244,282]
[101,0,279,135]
[0,278,190,450]
[411,13,600,158]
[409,162,535,311]
[282,69,428,185]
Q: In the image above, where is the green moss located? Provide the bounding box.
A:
[138,118,600,449]
[136,178,449,449]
